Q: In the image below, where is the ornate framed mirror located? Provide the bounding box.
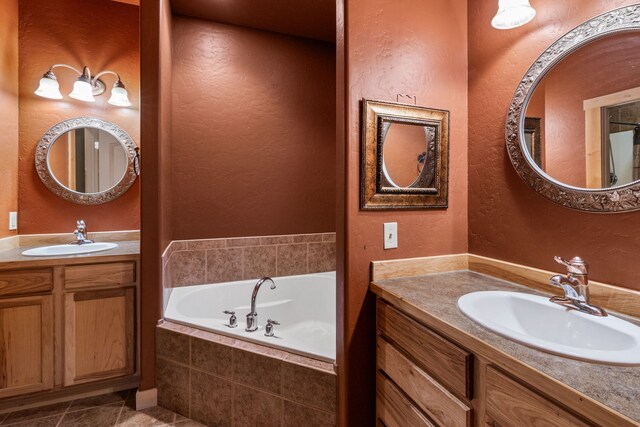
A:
[360,99,449,210]
[506,5,640,212]
[35,117,139,205]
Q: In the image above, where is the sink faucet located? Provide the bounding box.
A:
[549,256,607,317]
[70,220,94,245]
[245,277,276,332]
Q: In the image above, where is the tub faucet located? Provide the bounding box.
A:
[549,256,607,317]
[70,220,94,245]
[246,277,276,332]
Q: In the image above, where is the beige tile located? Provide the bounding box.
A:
[283,353,337,375]
[206,248,242,284]
[173,420,205,427]
[191,328,238,347]
[233,349,281,394]
[191,335,233,378]
[116,405,176,426]
[157,358,190,417]
[4,414,63,426]
[190,370,233,427]
[171,241,189,252]
[307,242,336,273]
[292,234,323,243]
[282,363,336,412]
[260,235,294,245]
[156,327,190,365]
[232,385,282,427]
[163,258,172,289]
[68,390,129,411]
[226,237,261,248]
[321,233,336,242]
[283,400,335,426]
[276,244,308,276]
[3,402,70,425]
[242,246,277,279]
[170,250,206,286]
[188,239,226,250]
[58,403,123,427]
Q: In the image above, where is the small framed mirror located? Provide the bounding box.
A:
[360,99,449,209]
[35,117,139,205]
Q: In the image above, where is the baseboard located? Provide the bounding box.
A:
[135,387,157,410]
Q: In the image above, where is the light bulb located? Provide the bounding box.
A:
[108,81,131,107]
[492,0,536,30]
[34,71,63,99]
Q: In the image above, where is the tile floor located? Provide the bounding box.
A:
[0,389,203,427]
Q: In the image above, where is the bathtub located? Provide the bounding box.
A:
[164,272,336,362]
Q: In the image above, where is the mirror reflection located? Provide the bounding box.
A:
[48,127,128,193]
[524,31,640,189]
[383,123,430,188]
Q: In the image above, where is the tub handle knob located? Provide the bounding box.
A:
[265,319,280,337]
[223,310,237,328]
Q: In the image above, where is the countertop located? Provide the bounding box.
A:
[0,240,140,269]
[371,270,640,423]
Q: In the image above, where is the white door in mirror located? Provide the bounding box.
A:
[22,242,118,257]
[458,291,640,365]
[383,222,398,249]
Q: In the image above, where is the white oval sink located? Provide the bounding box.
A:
[22,242,118,257]
[458,291,640,365]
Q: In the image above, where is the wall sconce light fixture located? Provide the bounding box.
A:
[491,0,536,30]
[35,64,132,107]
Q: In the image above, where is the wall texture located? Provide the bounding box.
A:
[341,0,468,423]
[18,0,140,234]
[469,0,640,290]
[170,17,336,240]
[0,0,19,239]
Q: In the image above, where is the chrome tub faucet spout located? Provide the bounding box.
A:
[245,277,276,332]
[549,256,607,316]
[70,220,94,245]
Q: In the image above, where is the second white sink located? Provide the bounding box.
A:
[22,242,118,257]
[458,291,640,365]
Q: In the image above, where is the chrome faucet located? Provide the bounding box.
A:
[70,220,94,245]
[549,256,607,317]
[245,277,276,332]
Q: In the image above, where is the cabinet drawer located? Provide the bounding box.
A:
[377,338,471,427]
[485,366,591,427]
[65,262,136,289]
[377,301,472,399]
[0,269,53,297]
[377,372,435,427]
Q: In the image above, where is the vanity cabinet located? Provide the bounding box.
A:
[376,299,599,427]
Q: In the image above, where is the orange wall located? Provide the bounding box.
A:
[0,0,19,239]
[18,0,140,234]
[170,17,336,240]
[341,0,468,423]
[469,1,640,290]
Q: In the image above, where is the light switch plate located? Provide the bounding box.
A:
[383,222,398,249]
[8,212,17,231]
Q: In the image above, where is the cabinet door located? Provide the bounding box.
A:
[64,287,135,386]
[0,295,54,398]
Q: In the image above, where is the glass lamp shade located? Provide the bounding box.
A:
[34,76,63,99]
[492,0,536,29]
[69,80,95,102]
[108,85,132,107]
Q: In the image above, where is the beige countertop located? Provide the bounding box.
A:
[0,240,140,269]
[371,271,640,423]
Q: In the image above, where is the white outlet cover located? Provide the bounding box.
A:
[8,212,17,231]
[383,222,398,249]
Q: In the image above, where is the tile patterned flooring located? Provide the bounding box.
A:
[0,390,203,427]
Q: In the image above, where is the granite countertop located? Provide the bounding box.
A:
[371,271,640,423]
[0,240,140,268]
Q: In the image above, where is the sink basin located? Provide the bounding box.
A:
[458,291,640,365]
[22,242,118,257]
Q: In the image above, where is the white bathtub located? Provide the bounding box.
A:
[164,272,336,362]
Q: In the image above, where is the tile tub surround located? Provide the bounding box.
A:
[156,321,337,427]
[162,233,336,288]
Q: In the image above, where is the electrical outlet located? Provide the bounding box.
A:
[8,212,17,231]
[383,222,398,249]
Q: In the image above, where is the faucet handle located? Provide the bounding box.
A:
[264,319,280,337]
[554,256,588,275]
[223,310,237,328]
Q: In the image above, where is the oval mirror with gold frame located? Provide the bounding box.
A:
[506,5,640,213]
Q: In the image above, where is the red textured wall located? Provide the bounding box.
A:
[341,0,468,423]
[170,17,336,240]
[18,0,139,234]
[0,0,19,239]
[469,0,640,290]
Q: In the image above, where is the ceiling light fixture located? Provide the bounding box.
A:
[35,64,132,107]
[492,0,536,30]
